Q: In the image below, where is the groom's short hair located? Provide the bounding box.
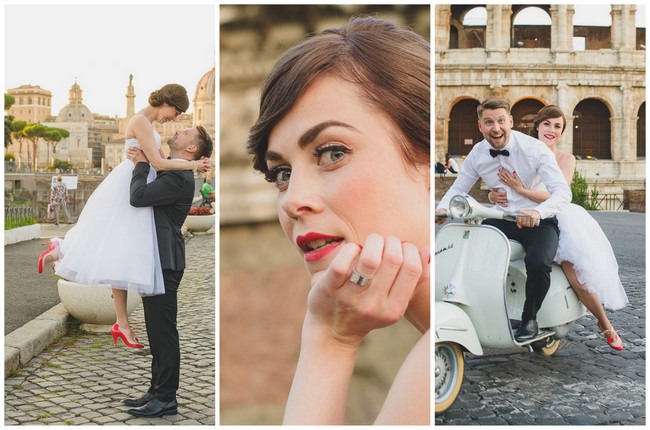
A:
[192,126,213,160]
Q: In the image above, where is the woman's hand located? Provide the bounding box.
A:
[196,156,211,173]
[498,167,524,193]
[305,234,427,349]
[488,188,509,207]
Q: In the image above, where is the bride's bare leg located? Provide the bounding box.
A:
[561,262,613,331]
[112,288,138,343]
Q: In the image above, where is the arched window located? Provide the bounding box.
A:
[637,102,645,158]
[447,99,483,157]
[512,6,551,48]
[511,99,545,135]
[449,25,459,49]
[572,99,612,159]
[461,7,486,49]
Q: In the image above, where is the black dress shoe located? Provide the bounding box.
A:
[515,320,538,341]
[123,391,155,407]
[127,399,178,418]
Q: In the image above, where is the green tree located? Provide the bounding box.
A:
[4,94,15,147]
[11,120,28,164]
[42,127,62,164]
[47,158,73,172]
[571,170,599,210]
[23,123,47,170]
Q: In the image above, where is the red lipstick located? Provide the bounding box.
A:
[296,232,344,262]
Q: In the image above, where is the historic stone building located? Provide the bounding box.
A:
[6,84,52,124]
[435,4,645,203]
[193,66,216,140]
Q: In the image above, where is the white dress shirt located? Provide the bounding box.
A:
[437,130,571,219]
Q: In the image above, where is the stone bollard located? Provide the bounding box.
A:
[57,279,141,325]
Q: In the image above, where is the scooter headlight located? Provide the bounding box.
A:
[449,195,471,219]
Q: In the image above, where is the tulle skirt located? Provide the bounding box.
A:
[54,159,164,296]
[554,203,628,310]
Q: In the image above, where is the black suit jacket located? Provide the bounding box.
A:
[130,162,195,271]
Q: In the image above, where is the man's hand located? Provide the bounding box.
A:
[127,147,149,164]
[517,209,541,229]
[435,208,449,225]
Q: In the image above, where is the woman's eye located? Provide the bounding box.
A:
[267,167,291,190]
[315,145,349,166]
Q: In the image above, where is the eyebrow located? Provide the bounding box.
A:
[265,120,359,162]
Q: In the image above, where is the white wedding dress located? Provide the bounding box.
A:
[554,203,628,310]
[54,131,164,296]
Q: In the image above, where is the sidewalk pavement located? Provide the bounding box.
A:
[4,228,215,425]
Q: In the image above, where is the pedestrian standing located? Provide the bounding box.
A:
[50,174,73,225]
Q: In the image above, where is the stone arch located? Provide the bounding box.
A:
[447,98,483,157]
[449,5,487,49]
[511,5,551,48]
[511,98,546,135]
[572,98,612,159]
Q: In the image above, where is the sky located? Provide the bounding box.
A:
[4,3,215,118]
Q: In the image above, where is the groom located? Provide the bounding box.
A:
[435,98,571,341]
[123,126,213,418]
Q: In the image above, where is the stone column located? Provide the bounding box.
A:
[550,5,573,53]
[556,82,573,154]
[435,5,451,52]
[486,4,511,61]
[617,83,636,161]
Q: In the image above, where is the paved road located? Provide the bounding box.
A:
[4,223,73,335]
[4,233,215,425]
[435,211,645,425]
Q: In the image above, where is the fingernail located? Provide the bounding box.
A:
[427,255,431,264]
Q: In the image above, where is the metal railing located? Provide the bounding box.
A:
[4,206,35,229]
[593,194,625,211]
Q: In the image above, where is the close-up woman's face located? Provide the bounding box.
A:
[536,116,565,147]
[266,74,429,276]
[159,103,181,123]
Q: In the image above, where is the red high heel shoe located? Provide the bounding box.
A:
[597,321,623,351]
[111,324,144,349]
[37,244,59,273]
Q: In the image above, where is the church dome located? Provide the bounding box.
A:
[192,67,215,138]
[56,81,93,123]
[194,67,215,100]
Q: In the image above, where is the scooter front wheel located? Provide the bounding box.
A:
[435,342,464,413]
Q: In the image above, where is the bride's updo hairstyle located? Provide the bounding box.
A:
[531,105,567,139]
[149,83,190,113]
[248,16,430,177]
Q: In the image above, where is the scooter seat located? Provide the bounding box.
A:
[509,240,526,261]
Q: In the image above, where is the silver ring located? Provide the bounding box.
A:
[349,268,372,287]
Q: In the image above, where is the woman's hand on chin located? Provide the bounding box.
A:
[305,233,426,349]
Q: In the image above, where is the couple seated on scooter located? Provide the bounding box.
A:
[435,97,571,342]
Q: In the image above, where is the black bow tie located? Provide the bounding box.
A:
[490,149,510,157]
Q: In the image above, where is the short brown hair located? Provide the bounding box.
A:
[477,98,511,119]
[193,126,213,160]
[530,105,567,138]
[247,16,430,177]
[149,84,189,113]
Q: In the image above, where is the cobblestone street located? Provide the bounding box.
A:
[436,211,645,425]
[4,234,215,425]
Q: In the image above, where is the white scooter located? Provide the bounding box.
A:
[435,194,586,414]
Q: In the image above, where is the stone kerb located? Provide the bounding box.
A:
[4,224,41,246]
[4,304,70,379]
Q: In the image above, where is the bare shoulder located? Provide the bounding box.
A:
[558,151,576,167]
[125,114,151,138]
